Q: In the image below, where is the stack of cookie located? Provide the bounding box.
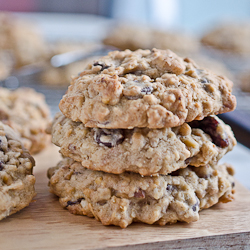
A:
[48,49,237,228]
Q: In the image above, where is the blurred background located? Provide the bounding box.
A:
[1,0,250,37]
[0,0,250,185]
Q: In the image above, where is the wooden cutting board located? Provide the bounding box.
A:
[0,144,250,250]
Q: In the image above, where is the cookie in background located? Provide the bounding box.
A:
[103,25,200,56]
[0,87,51,154]
[201,22,250,56]
[0,12,50,71]
[0,122,36,220]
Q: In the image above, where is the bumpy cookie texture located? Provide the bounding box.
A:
[0,87,51,154]
[103,25,200,55]
[51,113,236,176]
[201,23,250,56]
[0,122,36,220]
[59,49,236,129]
[48,158,235,228]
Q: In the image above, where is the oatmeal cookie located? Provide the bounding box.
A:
[0,12,49,68]
[201,23,250,56]
[103,25,200,55]
[0,87,51,154]
[0,122,36,220]
[48,158,235,228]
[50,113,236,176]
[240,70,250,92]
[59,49,236,129]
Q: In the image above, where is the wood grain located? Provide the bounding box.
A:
[0,144,250,250]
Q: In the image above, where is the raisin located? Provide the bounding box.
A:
[0,161,4,171]
[0,139,3,152]
[66,198,84,207]
[97,200,107,206]
[201,78,209,84]
[0,110,9,120]
[125,96,140,100]
[127,70,143,75]
[192,196,200,212]
[189,116,229,148]
[185,157,192,165]
[134,189,145,198]
[141,86,153,95]
[166,184,177,192]
[93,62,110,71]
[94,129,125,148]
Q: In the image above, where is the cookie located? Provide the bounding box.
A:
[59,49,236,129]
[201,23,250,56]
[0,122,36,220]
[0,12,49,68]
[240,70,250,92]
[0,87,51,154]
[50,113,236,176]
[48,158,235,228]
[103,25,200,55]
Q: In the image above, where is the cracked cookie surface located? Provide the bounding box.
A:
[0,122,36,220]
[48,158,235,228]
[59,49,236,129]
[50,113,236,176]
[0,87,51,154]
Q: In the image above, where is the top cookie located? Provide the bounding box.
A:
[59,49,236,129]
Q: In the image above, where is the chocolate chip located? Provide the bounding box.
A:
[134,189,145,198]
[66,198,84,207]
[232,182,235,188]
[141,86,153,95]
[94,129,125,148]
[189,116,229,148]
[93,62,110,71]
[0,161,4,171]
